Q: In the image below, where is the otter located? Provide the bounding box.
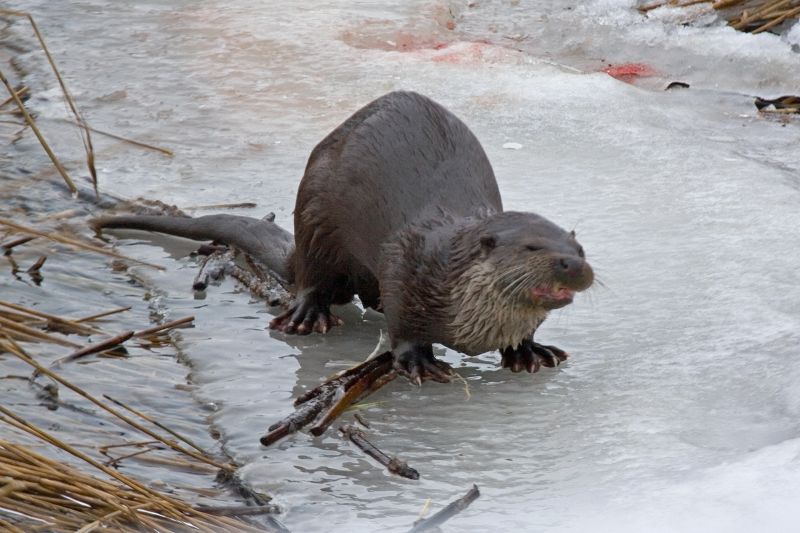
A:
[94,91,593,384]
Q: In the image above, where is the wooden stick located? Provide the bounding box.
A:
[0,235,35,252]
[74,306,132,323]
[261,352,395,445]
[0,218,165,270]
[340,424,419,479]
[310,359,394,436]
[25,255,46,273]
[193,249,233,291]
[408,485,481,533]
[132,315,194,337]
[50,331,134,367]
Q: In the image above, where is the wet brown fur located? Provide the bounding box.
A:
[284,91,592,358]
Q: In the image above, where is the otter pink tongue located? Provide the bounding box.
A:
[531,286,575,302]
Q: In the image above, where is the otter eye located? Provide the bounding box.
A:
[526,245,541,252]
[577,246,585,258]
[480,235,497,250]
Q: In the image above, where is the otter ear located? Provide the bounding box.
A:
[569,230,576,238]
[480,234,497,251]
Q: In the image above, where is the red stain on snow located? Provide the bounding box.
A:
[601,63,657,83]
[428,40,510,64]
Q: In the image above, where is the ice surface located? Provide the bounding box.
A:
[5,0,800,531]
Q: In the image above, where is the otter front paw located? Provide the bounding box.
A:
[393,344,454,386]
[501,339,568,373]
[269,292,342,335]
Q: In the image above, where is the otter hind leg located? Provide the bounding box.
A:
[500,338,568,373]
[392,342,454,386]
[269,287,344,335]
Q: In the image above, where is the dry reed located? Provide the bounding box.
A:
[639,0,800,33]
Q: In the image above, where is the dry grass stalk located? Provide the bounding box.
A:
[640,0,800,32]
[132,315,194,338]
[0,84,29,108]
[0,428,270,532]
[59,117,174,157]
[0,314,81,348]
[750,4,800,32]
[0,299,101,335]
[1,235,35,252]
[2,339,235,474]
[103,395,209,456]
[0,8,98,195]
[74,306,132,323]
[50,331,134,367]
[0,218,166,270]
[0,67,78,195]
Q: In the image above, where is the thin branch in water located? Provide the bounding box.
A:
[339,424,419,479]
[408,484,481,533]
[49,331,134,368]
[74,306,132,323]
[132,315,194,338]
[1,235,35,253]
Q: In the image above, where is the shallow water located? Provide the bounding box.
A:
[3,0,800,531]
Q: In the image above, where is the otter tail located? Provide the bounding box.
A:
[92,214,294,285]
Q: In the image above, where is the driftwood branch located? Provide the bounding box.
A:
[339,424,419,480]
[260,352,396,446]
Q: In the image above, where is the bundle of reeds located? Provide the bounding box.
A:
[640,0,800,34]
[0,437,268,532]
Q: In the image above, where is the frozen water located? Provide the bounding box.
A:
[4,0,800,531]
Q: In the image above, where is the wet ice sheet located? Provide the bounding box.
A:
[4,0,800,531]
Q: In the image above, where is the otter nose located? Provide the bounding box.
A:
[557,257,583,277]
[555,256,594,290]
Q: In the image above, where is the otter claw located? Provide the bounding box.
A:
[501,340,569,374]
[394,346,454,385]
[269,294,341,335]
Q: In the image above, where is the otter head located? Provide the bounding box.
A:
[449,211,593,354]
[478,212,593,310]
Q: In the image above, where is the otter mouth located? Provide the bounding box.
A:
[530,285,575,309]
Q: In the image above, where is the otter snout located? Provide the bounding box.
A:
[553,255,594,292]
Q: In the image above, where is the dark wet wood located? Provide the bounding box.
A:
[193,248,234,291]
[1,235,35,254]
[50,330,135,368]
[260,352,395,446]
[339,424,419,480]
